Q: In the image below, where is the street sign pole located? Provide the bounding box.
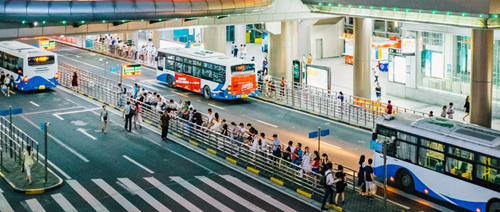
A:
[383,138,388,209]
[44,122,49,182]
[9,106,12,158]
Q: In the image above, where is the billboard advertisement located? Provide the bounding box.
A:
[306,65,330,90]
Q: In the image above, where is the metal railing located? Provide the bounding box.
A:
[57,63,361,200]
[0,115,40,171]
[257,78,427,129]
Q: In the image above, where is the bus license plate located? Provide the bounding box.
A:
[38,85,46,90]
[241,94,248,98]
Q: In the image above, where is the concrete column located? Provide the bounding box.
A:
[203,25,227,53]
[234,24,246,45]
[151,30,160,49]
[353,18,373,99]
[470,29,493,128]
[269,20,298,82]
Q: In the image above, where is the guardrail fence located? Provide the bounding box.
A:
[0,114,40,171]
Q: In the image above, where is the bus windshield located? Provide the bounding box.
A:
[28,55,55,66]
[231,64,255,74]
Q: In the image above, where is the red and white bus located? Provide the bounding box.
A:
[156,47,257,100]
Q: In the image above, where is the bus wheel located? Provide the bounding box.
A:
[166,75,174,88]
[487,199,500,212]
[397,169,414,193]
[203,86,211,99]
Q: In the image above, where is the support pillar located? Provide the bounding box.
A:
[269,20,298,82]
[470,29,493,128]
[151,30,160,49]
[353,18,373,99]
[203,25,227,53]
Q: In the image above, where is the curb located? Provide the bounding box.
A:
[0,167,64,194]
[254,96,372,131]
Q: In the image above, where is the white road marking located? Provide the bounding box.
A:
[25,199,46,212]
[39,154,72,180]
[173,91,187,96]
[117,178,170,212]
[51,193,78,212]
[221,175,297,212]
[255,119,278,128]
[122,155,154,174]
[92,179,140,212]
[21,115,90,163]
[53,113,64,120]
[170,176,234,212]
[57,107,101,115]
[0,192,14,212]
[196,176,265,212]
[77,128,97,141]
[59,54,107,72]
[208,103,225,110]
[22,106,84,116]
[144,177,202,212]
[29,101,40,107]
[67,180,109,212]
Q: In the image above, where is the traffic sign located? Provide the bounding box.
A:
[40,122,44,132]
[0,108,22,116]
[320,129,330,137]
[308,131,318,138]
[370,140,383,152]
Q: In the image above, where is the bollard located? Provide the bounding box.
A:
[9,106,13,158]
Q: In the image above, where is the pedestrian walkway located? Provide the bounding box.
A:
[1,175,323,211]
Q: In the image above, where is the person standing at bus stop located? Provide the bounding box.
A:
[123,101,133,132]
[161,109,170,141]
[71,72,78,91]
[22,145,35,185]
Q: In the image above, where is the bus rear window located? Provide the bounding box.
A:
[28,56,55,66]
[231,64,255,73]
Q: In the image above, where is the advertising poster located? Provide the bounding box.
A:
[293,60,301,84]
[175,73,201,92]
[306,65,330,90]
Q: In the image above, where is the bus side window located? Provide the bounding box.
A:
[201,68,212,80]
[166,59,175,71]
[446,158,473,180]
[396,141,417,163]
[192,66,201,78]
[477,155,500,185]
[418,148,444,173]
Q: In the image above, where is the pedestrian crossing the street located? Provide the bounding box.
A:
[2,175,304,212]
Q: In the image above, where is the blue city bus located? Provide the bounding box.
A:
[371,114,500,212]
[0,41,58,91]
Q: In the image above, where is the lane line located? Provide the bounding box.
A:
[29,101,40,107]
[51,193,78,212]
[170,176,234,212]
[92,179,140,212]
[196,176,265,212]
[117,178,170,212]
[144,177,202,212]
[57,107,101,115]
[22,106,84,116]
[208,103,225,110]
[0,192,14,212]
[255,119,278,128]
[122,155,154,174]
[39,154,72,180]
[25,199,46,212]
[53,113,64,120]
[20,115,90,163]
[221,175,297,212]
[77,128,97,141]
[67,180,109,212]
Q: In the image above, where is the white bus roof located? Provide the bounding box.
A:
[0,41,55,58]
[158,47,250,67]
[377,114,500,157]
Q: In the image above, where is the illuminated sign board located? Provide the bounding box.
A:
[38,40,55,50]
[121,64,142,77]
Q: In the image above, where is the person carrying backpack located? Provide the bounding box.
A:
[100,105,108,133]
[320,162,334,210]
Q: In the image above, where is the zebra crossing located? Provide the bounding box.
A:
[1,175,300,212]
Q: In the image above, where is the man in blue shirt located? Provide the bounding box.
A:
[272,134,281,159]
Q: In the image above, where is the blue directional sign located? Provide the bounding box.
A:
[370,140,383,152]
[109,66,119,72]
[40,123,44,132]
[321,129,330,137]
[0,108,22,116]
[309,131,318,138]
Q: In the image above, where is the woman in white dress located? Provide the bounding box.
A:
[301,146,312,175]
[210,113,222,132]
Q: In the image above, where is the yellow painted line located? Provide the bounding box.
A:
[79,91,84,95]
[189,140,199,146]
[326,203,342,212]
[98,100,104,103]
[207,148,217,155]
[247,167,260,175]
[296,188,312,198]
[108,104,116,109]
[226,157,236,164]
[26,189,45,195]
[120,109,125,113]
[144,120,152,125]
[270,177,284,186]
[88,96,93,99]
[0,171,4,177]
[173,132,182,138]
